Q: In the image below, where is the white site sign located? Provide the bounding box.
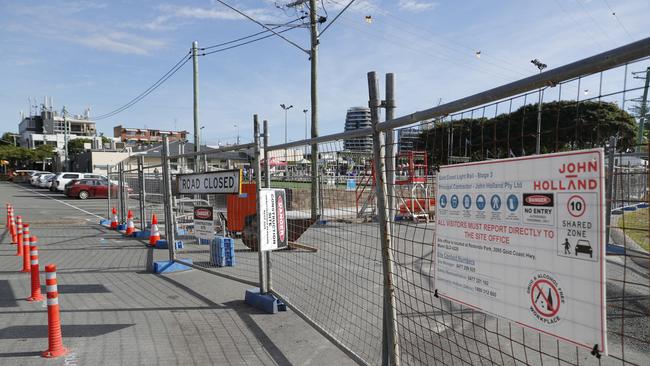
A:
[259,189,288,251]
[177,169,241,194]
[193,206,214,240]
[434,148,607,354]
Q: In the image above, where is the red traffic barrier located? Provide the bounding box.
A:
[21,224,31,273]
[27,241,44,302]
[149,213,160,246]
[42,264,68,358]
[111,207,118,230]
[15,216,23,256]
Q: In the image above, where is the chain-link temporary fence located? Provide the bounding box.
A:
[152,38,649,366]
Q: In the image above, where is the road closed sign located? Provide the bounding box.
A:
[259,189,288,251]
[177,169,242,194]
[434,148,607,354]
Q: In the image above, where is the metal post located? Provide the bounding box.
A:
[162,136,176,261]
[368,71,400,366]
[253,115,267,293]
[383,73,397,366]
[63,106,69,171]
[309,0,320,221]
[263,120,272,292]
[637,67,649,147]
[605,136,616,245]
[118,163,125,224]
[192,41,200,171]
[536,86,544,155]
[138,155,146,231]
[107,165,112,219]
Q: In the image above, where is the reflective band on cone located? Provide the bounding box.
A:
[15,216,23,257]
[21,224,31,273]
[149,214,160,246]
[9,208,16,244]
[27,242,44,302]
[42,264,67,358]
[125,210,135,236]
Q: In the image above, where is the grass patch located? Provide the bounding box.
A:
[618,207,649,251]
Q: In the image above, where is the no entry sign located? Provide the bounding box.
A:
[434,149,607,354]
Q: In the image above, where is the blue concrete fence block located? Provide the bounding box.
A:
[99,219,111,226]
[132,230,150,238]
[155,240,184,250]
[244,288,287,314]
[153,259,193,273]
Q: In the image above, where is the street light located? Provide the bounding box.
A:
[531,59,547,155]
[280,104,293,177]
[200,126,205,146]
[302,109,309,140]
[233,124,240,145]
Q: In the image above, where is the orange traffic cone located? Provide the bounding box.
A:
[15,216,23,256]
[27,239,44,302]
[125,210,135,236]
[149,214,160,246]
[42,264,68,358]
[110,207,118,230]
[21,224,31,273]
[5,203,10,229]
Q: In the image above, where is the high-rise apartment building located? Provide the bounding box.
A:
[343,107,372,151]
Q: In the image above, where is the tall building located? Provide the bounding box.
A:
[343,107,372,151]
[397,126,422,153]
[19,104,97,150]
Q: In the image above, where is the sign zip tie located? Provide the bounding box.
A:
[591,344,601,359]
[433,289,439,298]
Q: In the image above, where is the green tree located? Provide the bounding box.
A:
[416,101,636,166]
[66,138,92,156]
[1,132,16,145]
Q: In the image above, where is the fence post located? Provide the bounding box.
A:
[118,162,126,224]
[368,71,400,366]
[254,115,268,293]
[138,155,146,231]
[605,136,616,245]
[107,164,112,219]
[383,72,397,366]
[263,119,273,291]
[162,136,176,261]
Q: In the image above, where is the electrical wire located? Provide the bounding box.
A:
[319,0,356,36]
[200,24,304,56]
[601,0,635,41]
[200,17,306,50]
[212,0,308,54]
[93,52,191,120]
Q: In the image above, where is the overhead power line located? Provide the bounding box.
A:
[93,51,191,120]
[601,0,635,41]
[200,17,306,50]
[200,24,304,56]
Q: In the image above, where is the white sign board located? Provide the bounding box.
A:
[259,189,288,251]
[177,170,241,194]
[193,206,214,240]
[435,149,606,354]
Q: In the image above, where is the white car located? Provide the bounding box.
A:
[30,172,51,186]
[52,172,103,192]
[37,173,55,188]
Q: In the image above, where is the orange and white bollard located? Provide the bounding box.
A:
[42,264,68,358]
[15,216,23,256]
[110,207,118,230]
[9,208,17,244]
[5,203,10,229]
[21,224,31,273]
[27,241,44,302]
[125,210,135,236]
[149,213,160,246]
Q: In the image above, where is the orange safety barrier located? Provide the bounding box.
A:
[21,224,31,273]
[42,264,68,358]
[27,241,44,302]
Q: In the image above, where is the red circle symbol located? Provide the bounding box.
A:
[530,279,561,318]
[566,195,586,218]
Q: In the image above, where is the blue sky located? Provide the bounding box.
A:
[0,0,647,145]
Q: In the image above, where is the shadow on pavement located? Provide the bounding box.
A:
[0,324,134,339]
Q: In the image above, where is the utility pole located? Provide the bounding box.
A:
[633,67,650,147]
[280,104,293,177]
[531,58,547,155]
[309,0,320,221]
[63,106,69,171]
[192,41,200,171]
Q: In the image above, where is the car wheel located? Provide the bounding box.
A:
[78,190,89,200]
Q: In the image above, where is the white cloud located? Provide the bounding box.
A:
[398,0,437,12]
[74,31,167,55]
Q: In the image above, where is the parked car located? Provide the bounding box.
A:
[45,175,57,189]
[65,178,132,199]
[36,173,55,188]
[30,172,51,186]
[52,172,103,192]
